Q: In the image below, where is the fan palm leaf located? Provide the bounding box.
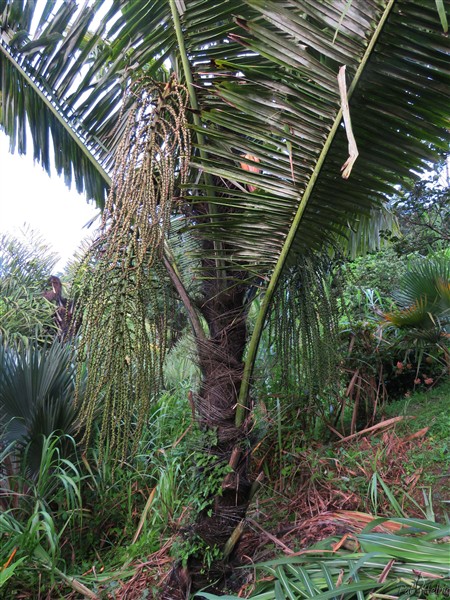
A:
[0,338,82,475]
[384,256,450,331]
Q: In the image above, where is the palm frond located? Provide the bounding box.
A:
[384,256,450,331]
[0,229,58,342]
[2,1,448,268]
[2,0,449,445]
[0,338,82,474]
[0,0,113,204]
[181,0,450,275]
[0,0,177,206]
[196,517,450,600]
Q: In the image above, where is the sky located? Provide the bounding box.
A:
[0,1,114,273]
[0,130,99,271]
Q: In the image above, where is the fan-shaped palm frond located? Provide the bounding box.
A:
[0,338,82,474]
[384,256,450,332]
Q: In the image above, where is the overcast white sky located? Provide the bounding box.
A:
[0,131,99,271]
[0,1,114,272]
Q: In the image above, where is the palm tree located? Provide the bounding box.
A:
[0,338,82,478]
[1,0,449,594]
[383,255,450,373]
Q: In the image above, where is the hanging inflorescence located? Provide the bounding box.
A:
[73,76,191,460]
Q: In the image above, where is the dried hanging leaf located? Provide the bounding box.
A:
[338,66,359,179]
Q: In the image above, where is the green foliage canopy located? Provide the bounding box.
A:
[0,229,58,342]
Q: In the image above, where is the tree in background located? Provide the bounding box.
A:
[1,1,449,594]
[0,228,58,342]
[391,159,450,256]
[339,157,449,405]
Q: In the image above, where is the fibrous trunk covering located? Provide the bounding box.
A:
[198,273,250,510]
[164,257,253,597]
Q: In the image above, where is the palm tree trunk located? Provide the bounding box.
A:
[164,268,253,596]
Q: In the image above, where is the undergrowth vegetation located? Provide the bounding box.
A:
[1,342,448,598]
[1,220,448,597]
[199,517,450,600]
